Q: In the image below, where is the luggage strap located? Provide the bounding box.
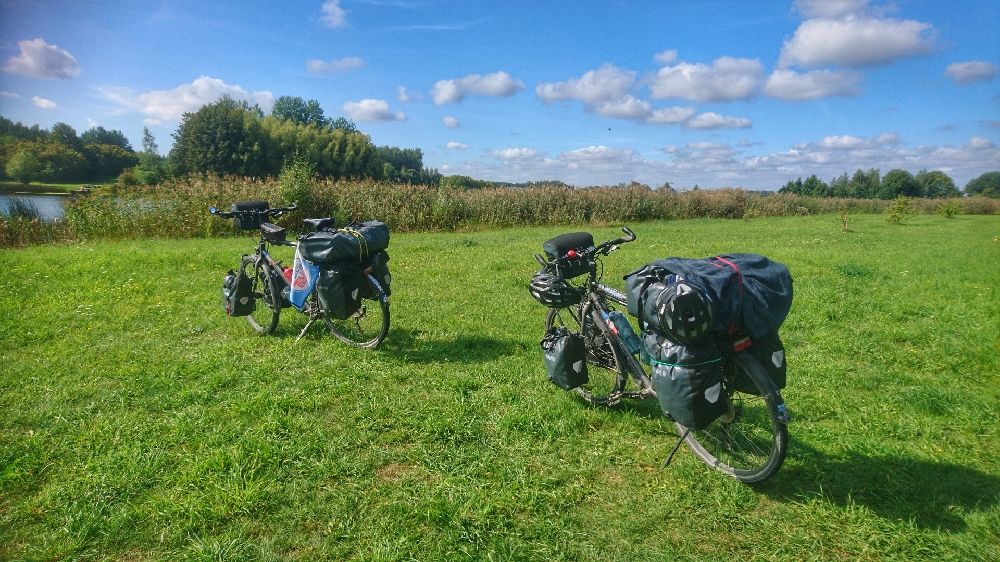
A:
[338,227,369,261]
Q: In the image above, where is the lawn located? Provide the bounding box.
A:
[1,214,998,560]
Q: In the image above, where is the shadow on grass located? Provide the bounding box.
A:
[757,439,1000,532]
[377,328,517,364]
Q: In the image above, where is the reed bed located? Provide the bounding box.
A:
[2,176,997,247]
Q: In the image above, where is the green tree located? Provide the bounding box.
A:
[271,96,327,127]
[330,117,358,134]
[879,169,921,199]
[81,126,133,152]
[82,143,139,179]
[848,168,880,199]
[169,96,265,176]
[778,177,803,195]
[5,147,42,183]
[916,169,959,198]
[830,172,851,198]
[49,122,83,152]
[36,141,89,182]
[801,174,829,197]
[131,127,168,185]
[0,116,47,141]
[964,171,1000,198]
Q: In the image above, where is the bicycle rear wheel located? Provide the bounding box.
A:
[545,304,629,405]
[678,351,788,483]
[323,274,390,348]
[243,255,281,335]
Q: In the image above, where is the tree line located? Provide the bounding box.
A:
[779,168,1000,199]
[1,95,441,186]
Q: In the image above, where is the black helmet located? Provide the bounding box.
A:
[652,281,714,343]
[529,271,582,309]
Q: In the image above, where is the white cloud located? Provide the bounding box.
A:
[590,96,652,119]
[654,50,678,65]
[793,0,870,19]
[445,141,468,150]
[491,147,544,160]
[3,38,80,80]
[143,118,162,126]
[778,16,935,68]
[442,116,460,128]
[945,61,999,85]
[536,64,636,104]
[100,76,276,121]
[969,136,995,149]
[648,57,764,102]
[342,99,406,122]
[431,71,525,105]
[646,106,698,124]
[683,112,752,130]
[306,57,364,74]
[32,96,56,109]
[86,118,98,127]
[321,0,347,28]
[763,69,862,100]
[1,91,19,98]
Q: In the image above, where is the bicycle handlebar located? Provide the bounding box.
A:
[535,226,636,270]
[208,203,298,220]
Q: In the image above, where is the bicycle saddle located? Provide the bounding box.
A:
[302,217,337,230]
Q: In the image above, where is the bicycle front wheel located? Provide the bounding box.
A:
[546,305,628,405]
[678,351,788,483]
[243,255,281,335]
[323,274,390,348]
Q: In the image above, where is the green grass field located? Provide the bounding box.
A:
[1,214,998,560]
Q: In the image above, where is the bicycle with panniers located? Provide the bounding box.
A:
[211,200,391,348]
[530,227,792,483]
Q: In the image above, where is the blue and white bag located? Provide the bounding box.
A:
[288,246,320,311]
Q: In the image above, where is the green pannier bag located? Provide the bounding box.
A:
[734,331,787,395]
[298,221,390,264]
[366,250,391,297]
[643,331,728,430]
[540,326,589,390]
[316,263,364,320]
[222,268,255,317]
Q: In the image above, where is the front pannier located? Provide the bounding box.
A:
[231,200,269,230]
[543,232,594,279]
[316,264,364,320]
[643,332,728,430]
[298,221,390,264]
[222,268,255,316]
[540,326,589,390]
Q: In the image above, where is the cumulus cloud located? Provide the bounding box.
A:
[654,50,678,65]
[306,57,364,74]
[3,38,80,80]
[442,116,460,128]
[945,61,999,85]
[648,57,764,102]
[431,71,524,105]
[763,69,863,100]
[321,0,347,28]
[778,16,935,68]
[446,141,468,150]
[536,64,637,105]
[491,147,544,160]
[32,96,56,109]
[342,99,406,122]
[590,96,652,119]
[646,106,698,124]
[793,0,870,19]
[99,76,275,121]
[683,112,752,130]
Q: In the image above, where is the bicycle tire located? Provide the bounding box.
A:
[545,304,630,405]
[243,255,281,335]
[678,350,788,483]
[322,274,390,348]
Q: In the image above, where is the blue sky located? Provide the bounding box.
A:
[1,0,998,189]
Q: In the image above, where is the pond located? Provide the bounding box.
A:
[0,194,68,221]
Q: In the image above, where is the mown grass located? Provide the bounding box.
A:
[1,214,998,560]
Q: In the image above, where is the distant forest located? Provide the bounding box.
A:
[779,168,999,199]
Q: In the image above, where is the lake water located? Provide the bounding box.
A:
[0,194,68,221]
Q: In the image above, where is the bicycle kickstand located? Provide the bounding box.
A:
[663,428,691,468]
[295,319,315,343]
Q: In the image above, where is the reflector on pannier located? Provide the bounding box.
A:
[298,221,390,264]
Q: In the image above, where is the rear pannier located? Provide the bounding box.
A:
[231,200,269,230]
[222,268,255,317]
[540,326,589,390]
[316,264,365,320]
[643,332,728,430]
[366,250,392,297]
[298,221,390,264]
[543,232,594,279]
[734,331,787,395]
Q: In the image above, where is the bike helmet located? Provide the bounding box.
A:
[652,281,714,343]
[529,271,582,309]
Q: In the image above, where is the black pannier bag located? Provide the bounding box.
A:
[734,331,787,395]
[222,268,255,316]
[231,200,269,230]
[260,222,286,243]
[643,331,728,430]
[316,263,364,320]
[624,263,671,320]
[540,326,589,390]
[298,221,390,264]
[543,232,594,279]
[366,250,391,297]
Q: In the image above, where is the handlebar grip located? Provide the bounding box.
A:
[534,253,548,267]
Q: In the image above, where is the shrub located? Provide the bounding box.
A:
[886,196,913,224]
